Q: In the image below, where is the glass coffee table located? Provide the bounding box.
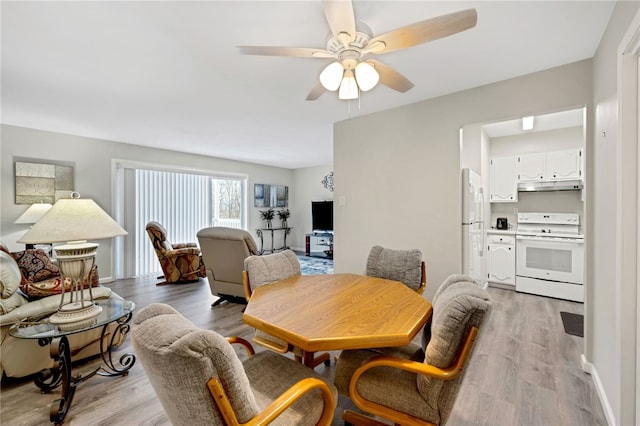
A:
[9,299,136,425]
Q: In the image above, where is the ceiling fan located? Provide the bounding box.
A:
[237,0,477,101]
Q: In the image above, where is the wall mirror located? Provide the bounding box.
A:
[254,184,288,208]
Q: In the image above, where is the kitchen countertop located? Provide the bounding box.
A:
[486,228,516,235]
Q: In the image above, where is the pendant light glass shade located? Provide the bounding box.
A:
[338,69,358,100]
[354,62,379,92]
[319,62,344,91]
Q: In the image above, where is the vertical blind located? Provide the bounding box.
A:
[135,169,211,276]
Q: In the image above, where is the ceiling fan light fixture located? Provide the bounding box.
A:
[338,69,359,100]
[354,62,379,92]
[320,62,344,91]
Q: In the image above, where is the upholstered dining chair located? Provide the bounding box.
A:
[333,274,491,426]
[365,245,427,294]
[197,226,259,306]
[132,303,337,426]
[243,250,331,369]
[145,221,205,285]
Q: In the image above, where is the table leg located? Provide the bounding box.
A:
[36,314,136,425]
[256,229,265,254]
[49,336,76,425]
[305,235,310,256]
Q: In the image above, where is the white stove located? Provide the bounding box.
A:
[515,212,584,302]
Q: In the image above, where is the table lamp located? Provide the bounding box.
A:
[14,202,53,225]
[18,196,127,329]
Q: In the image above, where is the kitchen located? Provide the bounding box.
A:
[461,107,585,302]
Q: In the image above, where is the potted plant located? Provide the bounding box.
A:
[277,208,291,228]
[260,208,275,228]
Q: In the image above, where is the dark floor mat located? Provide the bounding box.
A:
[560,311,584,337]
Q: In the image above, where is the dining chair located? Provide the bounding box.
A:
[131,303,337,426]
[333,274,491,426]
[145,221,205,284]
[365,245,427,294]
[243,250,331,368]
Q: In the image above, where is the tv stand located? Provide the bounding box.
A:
[305,232,333,259]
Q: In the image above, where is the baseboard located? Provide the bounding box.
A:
[99,276,115,284]
[581,354,615,426]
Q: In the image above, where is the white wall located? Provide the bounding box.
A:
[290,165,333,250]
[334,59,592,301]
[0,124,294,281]
[590,2,640,424]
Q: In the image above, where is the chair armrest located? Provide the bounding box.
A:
[207,376,335,426]
[242,270,252,302]
[226,336,255,357]
[172,243,197,249]
[165,247,201,257]
[416,261,427,295]
[347,327,479,426]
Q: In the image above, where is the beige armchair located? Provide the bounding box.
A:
[365,245,427,294]
[131,303,337,426]
[334,275,491,426]
[197,226,259,306]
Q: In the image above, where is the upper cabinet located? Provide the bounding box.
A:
[545,149,582,180]
[490,156,518,203]
[518,149,582,182]
[517,153,546,182]
[490,148,583,203]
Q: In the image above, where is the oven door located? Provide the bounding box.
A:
[516,235,584,284]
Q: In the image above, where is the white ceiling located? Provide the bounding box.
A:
[482,108,585,138]
[1,1,615,169]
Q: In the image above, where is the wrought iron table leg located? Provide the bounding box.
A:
[49,336,75,425]
[97,311,136,376]
[256,229,265,254]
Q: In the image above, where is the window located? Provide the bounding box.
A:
[114,161,246,278]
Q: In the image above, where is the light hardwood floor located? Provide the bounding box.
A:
[1,275,606,426]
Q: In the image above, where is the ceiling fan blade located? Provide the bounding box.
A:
[237,46,334,58]
[367,59,414,93]
[306,81,326,101]
[322,0,356,45]
[365,8,478,55]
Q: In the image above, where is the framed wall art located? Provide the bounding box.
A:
[254,184,288,208]
[15,161,74,204]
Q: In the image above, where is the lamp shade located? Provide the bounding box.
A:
[18,198,127,244]
[14,203,52,224]
[319,62,344,91]
[338,69,359,100]
[354,62,379,92]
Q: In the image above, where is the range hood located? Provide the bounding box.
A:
[518,180,583,192]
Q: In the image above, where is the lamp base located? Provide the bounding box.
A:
[49,302,103,331]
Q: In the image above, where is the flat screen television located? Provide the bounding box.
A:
[311,201,333,232]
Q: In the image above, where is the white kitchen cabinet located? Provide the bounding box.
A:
[487,233,515,286]
[546,149,582,180]
[517,153,545,181]
[490,156,518,203]
[516,148,582,182]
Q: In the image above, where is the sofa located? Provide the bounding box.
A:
[0,244,125,379]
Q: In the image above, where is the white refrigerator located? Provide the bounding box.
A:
[461,168,484,284]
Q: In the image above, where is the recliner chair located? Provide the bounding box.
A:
[145,221,206,285]
[197,226,259,306]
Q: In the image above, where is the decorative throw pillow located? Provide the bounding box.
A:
[21,265,100,299]
[0,251,22,299]
[11,249,60,283]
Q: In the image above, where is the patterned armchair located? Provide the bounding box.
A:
[145,222,205,284]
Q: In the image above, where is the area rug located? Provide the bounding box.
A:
[560,311,584,337]
[298,254,333,275]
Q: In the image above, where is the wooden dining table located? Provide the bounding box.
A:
[243,273,432,367]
